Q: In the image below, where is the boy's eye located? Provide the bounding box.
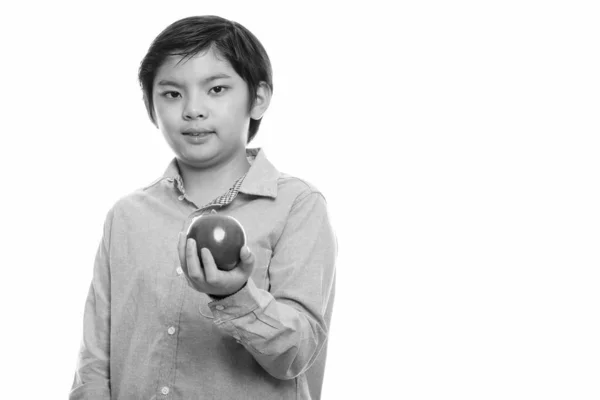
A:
[163,91,181,99]
[210,86,227,95]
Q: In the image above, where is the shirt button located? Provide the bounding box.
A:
[168,327,176,335]
[215,305,225,311]
[176,267,183,275]
[161,386,169,395]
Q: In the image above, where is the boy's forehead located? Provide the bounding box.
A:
[155,48,235,82]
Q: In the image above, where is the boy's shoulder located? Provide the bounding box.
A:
[106,183,162,217]
[276,172,327,203]
[278,172,318,192]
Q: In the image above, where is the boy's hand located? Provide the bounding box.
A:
[177,232,255,297]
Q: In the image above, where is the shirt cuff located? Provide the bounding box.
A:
[208,278,270,321]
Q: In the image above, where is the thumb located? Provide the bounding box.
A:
[239,245,255,268]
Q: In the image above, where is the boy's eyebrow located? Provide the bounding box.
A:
[157,73,233,87]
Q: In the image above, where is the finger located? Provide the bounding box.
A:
[238,245,255,275]
[200,248,219,284]
[177,232,187,271]
[186,239,205,282]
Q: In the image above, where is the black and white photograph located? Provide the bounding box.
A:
[0,1,598,399]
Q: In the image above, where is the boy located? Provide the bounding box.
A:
[69,15,337,400]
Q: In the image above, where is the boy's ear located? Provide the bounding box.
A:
[250,82,272,120]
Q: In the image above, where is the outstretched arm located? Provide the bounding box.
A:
[208,191,337,380]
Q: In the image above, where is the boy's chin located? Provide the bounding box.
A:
[178,153,218,168]
[175,146,228,168]
[170,138,247,167]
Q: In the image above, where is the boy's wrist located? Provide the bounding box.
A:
[209,281,247,300]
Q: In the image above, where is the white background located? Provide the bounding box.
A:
[1,1,599,399]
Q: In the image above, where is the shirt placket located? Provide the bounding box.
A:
[154,174,246,398]
[155,271,187,399]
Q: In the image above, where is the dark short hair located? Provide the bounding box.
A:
[138,15,273,143]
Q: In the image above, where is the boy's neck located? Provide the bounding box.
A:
[177,151,251,197]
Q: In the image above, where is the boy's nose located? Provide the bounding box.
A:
[183,110,205,120]
[183,98,207,120]
[183,107,206,120]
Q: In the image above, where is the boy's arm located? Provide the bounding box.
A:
[209,190,337,380]
[69,211,113,399]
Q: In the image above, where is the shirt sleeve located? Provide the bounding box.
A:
[69,210,113,399]
[208,190,337,380]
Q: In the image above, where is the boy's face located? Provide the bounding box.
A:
[152,47,264,169]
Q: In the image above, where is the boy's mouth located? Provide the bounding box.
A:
[184,132,213,137]
[182,129,215,137]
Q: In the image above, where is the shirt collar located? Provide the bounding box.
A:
[239,148,279,198]
[146,147,279,198]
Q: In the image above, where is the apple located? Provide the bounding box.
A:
[185,213,247,271]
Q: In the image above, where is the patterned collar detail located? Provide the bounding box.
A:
[199,173,247,209]
[143,148,279,204]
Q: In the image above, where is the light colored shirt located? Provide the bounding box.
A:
[69,148,337,400]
